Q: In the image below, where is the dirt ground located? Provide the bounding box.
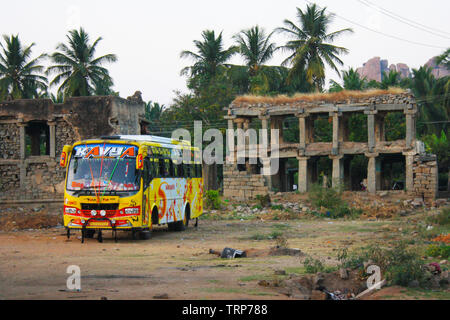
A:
[0,215,444,300]
[0,197,448,300]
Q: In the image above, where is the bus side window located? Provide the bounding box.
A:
[183,163,189,178]
[154,158,160,178]
[159,158,166,177]
[143,158,151,188]
[190,163,195,178]
[173,162,179,177]
[178,163,184,177]
[163,158,170,177]
[196,164,202,178]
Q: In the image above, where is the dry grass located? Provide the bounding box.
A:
[233,88,407,105]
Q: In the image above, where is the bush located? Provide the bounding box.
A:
[205,190,222,210]
[426,244,450,259]
[427,208,450,226]
[255,194,271,207]
[340,243,426,287]
[304,256,324,274]
[308,183,357,218]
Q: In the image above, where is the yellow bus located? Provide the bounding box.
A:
[60,135,203,242]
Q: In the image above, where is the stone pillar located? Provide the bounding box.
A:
[339,114,349,142]
[305,116,315,143]
[297,156,309,193]
[365,110,377,152]
[261,158,272,191]
[403,152,414,193]
[270,117,284,144]
[18,121,26,160]
[330,155,344,189]
[48,120,56,158]
[330,111,341,155]
[296,113,307,154]
[365,152,379,194]
[404,109,417,149]
[225,115,236,164]
[375,113,385,142]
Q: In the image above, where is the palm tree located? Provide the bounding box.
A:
[411,66,448,135]
[277,4,353,91]
[0,35,47,100]
[380,70,401,89]
[233,25,277,76]
[47,28,117,97]
[180,30,238,87]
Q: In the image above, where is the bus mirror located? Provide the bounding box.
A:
[136,146,147,170]
[60,145,73,167]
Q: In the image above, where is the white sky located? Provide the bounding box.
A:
[1,0,449,106]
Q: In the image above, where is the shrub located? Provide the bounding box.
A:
[255,194,271,207]
[308,183,356,218]
[304,256,324,274]
[271,204,284,210]
[427,208,450,226]
[205,190,222,210]
[426,243,450,259]
[340,242,426,287]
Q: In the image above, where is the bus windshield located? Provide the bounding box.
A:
[66,144,140,192]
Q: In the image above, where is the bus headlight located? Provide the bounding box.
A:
[65,207,77,214]
[100,210,106,217]
[91,210,97,216]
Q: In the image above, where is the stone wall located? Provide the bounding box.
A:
[412,154,438,205]
[223,164,269,201]
[0,123,20,159]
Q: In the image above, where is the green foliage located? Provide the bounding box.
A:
[425,244,450,259]
[341,243,426,287]
[47,28,117,97]
[255,194,271,207]
[426,208,450,226]
[303,256,325,274]
[205,190,222,210]
[270,204,284,210]
[0,34,47,100]
[277,3,353,91]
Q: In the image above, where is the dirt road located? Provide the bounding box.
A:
[0,218,408,300]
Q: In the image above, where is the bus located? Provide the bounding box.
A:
[60,135,203,242]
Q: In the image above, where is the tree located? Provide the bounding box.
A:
[277,3,353,91]
[180,30,238,92]
[0,35,47,100]
[411,66,448,135]
[329,68,368,92]
[233,25,277,77]
[47,28,117,97]
[380,70,401,89]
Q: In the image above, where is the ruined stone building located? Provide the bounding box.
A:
[223,89,438,204]
[0,95,146,202]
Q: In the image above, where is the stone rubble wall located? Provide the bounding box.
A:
[412,154,438,205]
[222,165,269,201]
[0,123,20,159]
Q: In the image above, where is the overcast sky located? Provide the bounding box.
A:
[2,0,449,106]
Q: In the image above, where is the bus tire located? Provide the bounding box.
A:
[85,229,95,238]
[140,229,152,240]
[168,206,190,232]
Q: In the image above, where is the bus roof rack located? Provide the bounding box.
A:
[100,135,191,145]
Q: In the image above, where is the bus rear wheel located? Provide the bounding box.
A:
[168,212,189,232]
